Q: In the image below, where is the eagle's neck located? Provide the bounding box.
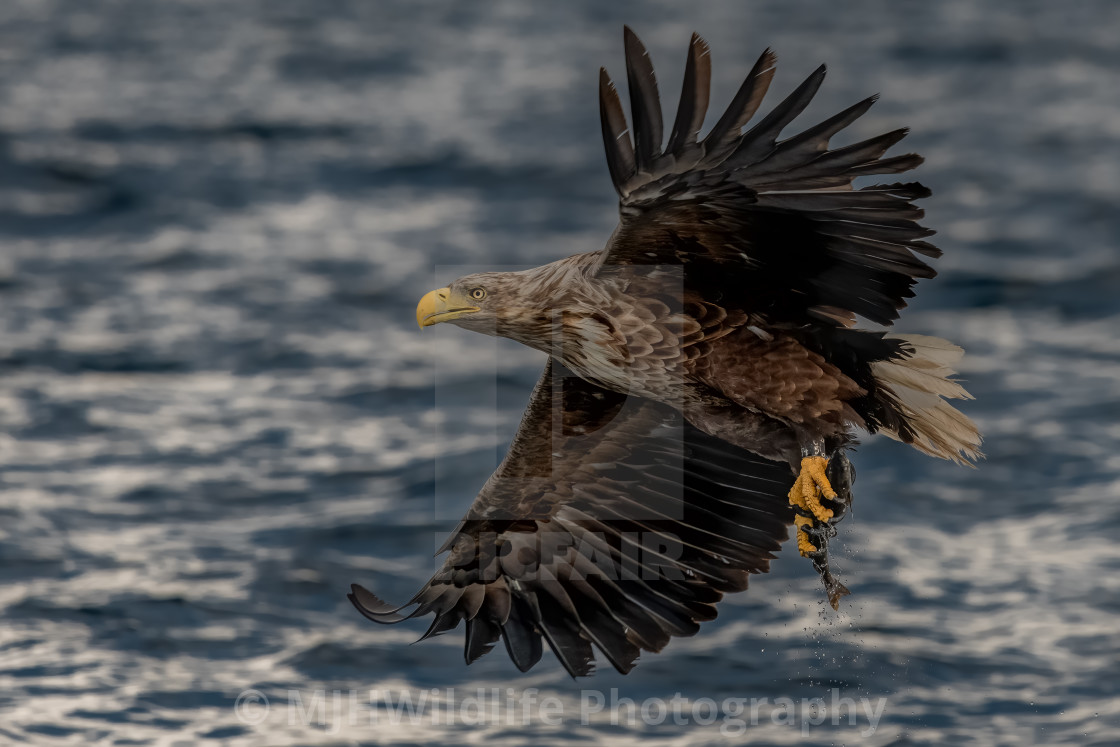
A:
[495,256,630,389]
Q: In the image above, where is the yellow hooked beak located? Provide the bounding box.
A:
[416,287,480,328]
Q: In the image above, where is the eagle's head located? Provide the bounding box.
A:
[416,273,496,331]
[416,257,603,354]
[415,269,561,343]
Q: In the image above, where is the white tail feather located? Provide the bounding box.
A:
[871,334,983,464]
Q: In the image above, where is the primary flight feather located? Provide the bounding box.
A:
[352,27,981,677]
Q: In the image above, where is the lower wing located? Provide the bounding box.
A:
[349,359,796,676]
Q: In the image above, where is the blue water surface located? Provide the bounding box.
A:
[1,1,1118,745]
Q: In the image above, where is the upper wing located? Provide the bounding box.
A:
[596,27,939,328]
[349,359,795,676]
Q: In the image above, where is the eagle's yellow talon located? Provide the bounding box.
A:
[787,473,804,508]
[794,514,817,557]
[803,456,838,500]
[788,456,835,522]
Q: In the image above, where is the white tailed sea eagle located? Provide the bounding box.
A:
[349,27,981,677]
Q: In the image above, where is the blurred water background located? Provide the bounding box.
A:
[1,1,1119,745]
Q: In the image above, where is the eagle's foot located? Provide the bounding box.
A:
[788,456,836,522]
[790,450,854,609]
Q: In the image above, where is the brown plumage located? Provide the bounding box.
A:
[358,27,982,677]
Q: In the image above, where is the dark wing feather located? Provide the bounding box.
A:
[349,359,794,677]
[623,25,664,174]
[595,29,938,328]
[725,64,827,169]
[599,68,636,197]
[502,599,544,672]
[701,49,777,163]
[665,33,711,162]
[464,616,501,664]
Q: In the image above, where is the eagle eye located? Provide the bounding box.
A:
[469,287,487,301]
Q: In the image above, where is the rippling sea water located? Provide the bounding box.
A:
[1,1,1118,745]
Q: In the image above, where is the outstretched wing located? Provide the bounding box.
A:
[596,27,939,328]
[349,359,795,676]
